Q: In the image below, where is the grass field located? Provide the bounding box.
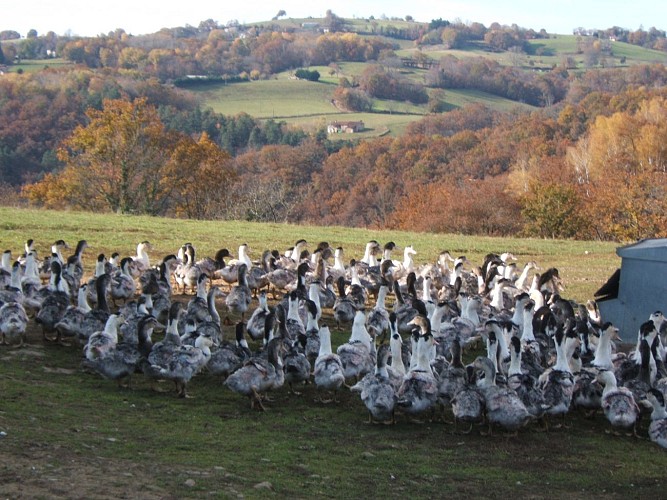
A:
[5,57,73,74]
[0,207,619,302]
[189,71,533,138]
[3,208,665,499]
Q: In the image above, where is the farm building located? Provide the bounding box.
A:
[327,120,365,134]
[595,238,667,342]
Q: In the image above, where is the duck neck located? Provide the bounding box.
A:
[375,286,387,310]
[350,313,371,349]
[287,297,302,323]
[258,292,268,311]
[403,251,414,273]
[207,289,221,325]
[195,278,207,299]
[121,260,133,278]
[52,245,65,264]
[350,265,362,287]
[494,324,509,366]
[104,316,120,342]
[142,293,153,312]
[429,304,445,330]
[333,251,345,272]
[508,346,522,376]
[553,336,571,373]
[308,284,321,311]
[138,246,149,267]
[10,264,22,290]
[306,312,319,333]
[375,353,389,378]
[361,245,374,266]
[390,334,405,375]
[77,288,92,312]
[601,373,618,396]
[515,263,533,290]
[239,247,251,268]
[24,253,40,281]
[490,282,505,310]
[164,317,181,344]
[652,402,667,420]
[478,362,496,389]
[318,328,332,356]
[415,338,433,376]
[592,330,614,370]
[450,264,462,286]
[521,308,536,342]
[195,337,212,358]
[462,299,480,326]
[511,299,525,329]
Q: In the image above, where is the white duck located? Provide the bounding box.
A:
[337,309,374,383]
[131,241,152,277]
[313,325,345,402]
[396,324,439,420]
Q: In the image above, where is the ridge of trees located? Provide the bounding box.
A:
[3,14,667,241]
[17,82,667,242]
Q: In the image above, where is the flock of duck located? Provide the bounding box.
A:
[1,237,667,448]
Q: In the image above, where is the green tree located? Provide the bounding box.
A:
[521,182,587,238]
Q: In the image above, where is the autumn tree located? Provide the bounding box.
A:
[569,96,667,240]
[520,182,588,238]
[388,176,521,235]
[169,132,236,219]
[23,98,180,215]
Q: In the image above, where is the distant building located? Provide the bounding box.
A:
[327,120,365,134]
[302,22,320,29]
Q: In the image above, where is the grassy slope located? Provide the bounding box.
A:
[0,207,619,302]
[190,32,665,137]
[2,208,664,498]
[5,57,73,74]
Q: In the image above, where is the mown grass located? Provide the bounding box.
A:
[3,207,662,499]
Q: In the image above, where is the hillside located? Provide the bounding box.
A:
[3,15,667,242]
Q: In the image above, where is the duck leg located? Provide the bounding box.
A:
[251,388,266,411]
[288,382,303,396]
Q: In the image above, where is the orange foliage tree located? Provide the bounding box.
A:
[388,176,521,236]
[169,132,236,220]
[568,96,667,240]
[23,98,181,215]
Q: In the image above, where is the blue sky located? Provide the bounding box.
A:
[3,0,666,37]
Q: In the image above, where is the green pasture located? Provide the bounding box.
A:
[0,207,619,303]
[4,57,73,74]
[188,73,532,137]
[1,207,664,499]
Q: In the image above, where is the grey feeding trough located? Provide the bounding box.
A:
[595,238,667,343]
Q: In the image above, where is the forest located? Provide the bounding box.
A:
[2,13,667,242]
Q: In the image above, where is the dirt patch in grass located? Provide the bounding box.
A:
[0,448,170,499]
